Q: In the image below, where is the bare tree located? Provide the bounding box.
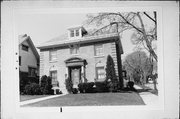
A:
[85,12,157,61]
[123,51,153,85]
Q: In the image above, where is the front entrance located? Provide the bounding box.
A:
[70,67,81,88]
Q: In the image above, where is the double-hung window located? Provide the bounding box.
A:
[22,44,29,52]
[75,29,79,36]
[28,67,36,77]
[70,45,79,55]
[50,71,57,85]
[96,67,106,81]
[70,30,74,37]
[94,44,103,56]
[49,50,57,61]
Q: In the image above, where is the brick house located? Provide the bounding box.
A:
[19,34,40,79]
[37,25,123,93]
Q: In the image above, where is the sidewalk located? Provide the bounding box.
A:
[134,85,159,106]
[20,94,67,106]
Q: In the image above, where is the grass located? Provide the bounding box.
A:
[22,92,145,107]
[20,95,51,102]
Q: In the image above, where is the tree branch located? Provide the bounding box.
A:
[143,12,156,24]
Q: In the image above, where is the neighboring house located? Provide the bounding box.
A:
[37,25,123,93]
[19,34,39,79]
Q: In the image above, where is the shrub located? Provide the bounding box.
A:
[19,71,39,94]
[107,81,119,92]
[65,77,73,93]
[72,88,78,94]
[78,82,95,93]
[55,89,62,94]
[40,75,54,95]
[24,83,42,95]
[95,81,109,92]
[127,81,137,92]
[78,83,85,93]
[106,55,117,82]
[128,81,134,89]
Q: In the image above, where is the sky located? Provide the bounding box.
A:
[15,12,141,60]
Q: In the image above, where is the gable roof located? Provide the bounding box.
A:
[19,34,39,61]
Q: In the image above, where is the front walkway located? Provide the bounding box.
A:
[134,85,159,106]
[20,94,67,106]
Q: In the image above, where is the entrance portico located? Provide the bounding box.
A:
[65,57,87,88]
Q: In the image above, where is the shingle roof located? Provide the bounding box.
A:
[37,31,119,49]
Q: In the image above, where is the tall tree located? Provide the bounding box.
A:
[85,12,157,61]
[123,51,154,85]
[106,55,117,83]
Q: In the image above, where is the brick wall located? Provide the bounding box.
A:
[39,40,119,92]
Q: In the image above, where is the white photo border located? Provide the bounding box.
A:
[1,1,179,119]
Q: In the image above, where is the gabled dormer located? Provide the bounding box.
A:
[67,25,87,40]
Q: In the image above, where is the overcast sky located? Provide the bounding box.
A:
[15,13,138,60]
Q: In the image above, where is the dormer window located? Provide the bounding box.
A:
[68,26,87,40]
[75,29,79,36]
[70,30,74,37]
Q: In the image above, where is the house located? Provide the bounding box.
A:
[19,34,40,79]
[37,25,123,93]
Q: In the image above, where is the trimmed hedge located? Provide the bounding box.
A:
[72,88,78,94]
[65,77,73,93]
[128,81,134,89]
[107,81,119,92]
[78,82,95,93]
[95,81,109,92]
[24,83,42,95]
[19,72,39,94]
[40,75,54,95]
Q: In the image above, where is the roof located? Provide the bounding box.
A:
[19,34,40,61]
[37,32,120,49]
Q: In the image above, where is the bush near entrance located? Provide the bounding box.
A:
[78,82,95,93]
[65,77,73,93]
[95,81,109,92]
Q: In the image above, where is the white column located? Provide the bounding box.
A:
[65,67,68,78]
[81,66,84,83]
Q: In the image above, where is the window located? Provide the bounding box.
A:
[75,29,79,36]
[49,50,57,61]
[19,56,21,66]
[50,71,57,85]
[28,67,36,77]
[94,44,103,56]
[96,67,106,81]
[70,30,74,37]
[70,45,79,54]
[22,44,29,52]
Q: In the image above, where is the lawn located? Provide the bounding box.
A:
[20,95,50,102]
[22,92,145,107]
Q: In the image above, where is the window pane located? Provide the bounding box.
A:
[70,45,79,54]
[96,67,105,80]
[22,44,29,51]
[95,44,103,56]
[76,30,79,36]
[50,71,57,84]
[70,30,74,37]
[28,67,36,77]
[50,50,57,61]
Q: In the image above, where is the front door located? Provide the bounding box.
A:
[71,67,81,88]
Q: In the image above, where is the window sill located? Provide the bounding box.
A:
[94,55,105,58]
[49,60,58,63]
[70,54,80,56]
